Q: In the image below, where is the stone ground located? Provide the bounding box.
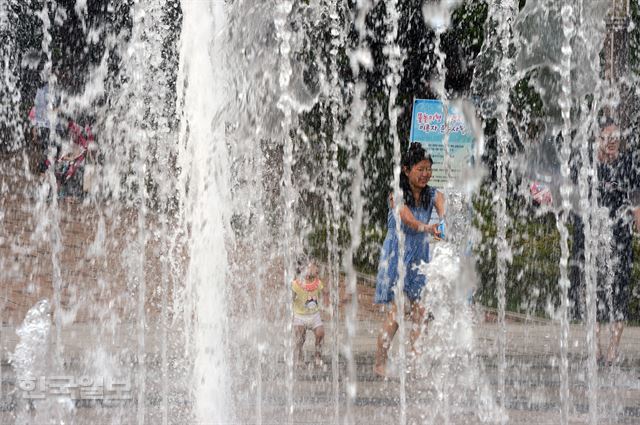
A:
[1,320,639,424]
[1,156,640,424]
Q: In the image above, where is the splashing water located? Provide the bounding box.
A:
[10,300,54,423]
[1,1,639,424]
[419,243,506,424]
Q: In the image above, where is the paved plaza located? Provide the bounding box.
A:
[1,179,639,424]
[1,316,639,424]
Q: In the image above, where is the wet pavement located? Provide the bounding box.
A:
[1,188,640,423]
[0,318,639,424]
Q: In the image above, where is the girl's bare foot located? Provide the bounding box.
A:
[407,349,420,374]
[373,364,387,378]
[409,347,421,359]
[595,343,603,363]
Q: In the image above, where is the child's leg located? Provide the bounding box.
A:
[595,322,602,362]
[294,325,306,365]
[374,304,398,377]
[409,300,426,356]
[313,325,325,365]
[606,321,624,364]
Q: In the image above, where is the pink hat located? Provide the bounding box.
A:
[530,182,553,206]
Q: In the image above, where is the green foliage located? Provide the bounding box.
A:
[473,180,640,322]
[631,237,640,323]
[510,75,545,137]
[631,0,640,76]
[472,184,561,316]
[306,219,385,276]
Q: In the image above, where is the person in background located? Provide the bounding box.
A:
[292,259,329,368]
[593,119,638,366]
[30,69,66,175]
[529,181,553,206]
[373,142,445,378]
[29,66,95,199]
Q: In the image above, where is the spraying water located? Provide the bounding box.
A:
[1,1,640,425]
[177,1,230,422]
[419,243,505,424]
[10,300,52,424]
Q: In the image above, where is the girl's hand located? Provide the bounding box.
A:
[419,223,438,236]
[419,223,440,237]
[433,225,443,240]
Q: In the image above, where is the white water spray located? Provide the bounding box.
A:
[11,300,52,424]
[177,1,231,423]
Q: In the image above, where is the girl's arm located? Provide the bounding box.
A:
[433,191,446,240]
[389,193,438,234]
[434,190,445,218]
[322,285,329,308]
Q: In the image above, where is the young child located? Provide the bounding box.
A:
[292,259,329,367]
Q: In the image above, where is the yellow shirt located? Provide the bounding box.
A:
[292,278,324,315]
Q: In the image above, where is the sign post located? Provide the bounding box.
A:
[409,99,474,189]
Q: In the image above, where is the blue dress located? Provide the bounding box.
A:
[374,187,436,304]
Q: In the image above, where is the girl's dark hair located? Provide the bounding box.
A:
[600,115,616,128]
[295,255,312,275]
[400,142,433,208]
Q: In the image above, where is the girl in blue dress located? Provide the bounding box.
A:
[373,142,445,378]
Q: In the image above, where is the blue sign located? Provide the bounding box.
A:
[409,99,474,188]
